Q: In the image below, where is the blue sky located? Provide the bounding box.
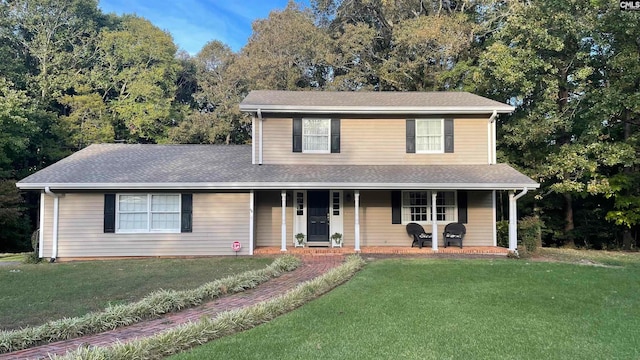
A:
[98,0,309,54]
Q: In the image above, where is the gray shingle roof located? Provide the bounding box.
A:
[239,90,515,114]
[17,144,539,190]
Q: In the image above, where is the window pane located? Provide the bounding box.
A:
[151,213,180,230]
[303,119,329,135]
[119,195,147,212]
[303,119,330,152]
[402,190,456,223]
[151,195,179,211]
[416,119,443,152]
[119,213,147,230]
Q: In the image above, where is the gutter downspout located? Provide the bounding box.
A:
[44,186,59,263]
[508,187,529,253]
[488,110,498,165]
[258,109,263,165]
[39,192,44,258]
[251,115,256,164]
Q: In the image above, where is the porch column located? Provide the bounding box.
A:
[281,190,287,252]
[39,192,45,258]
[354,190,360,252]
[431,191,438,251]
[249,190,254,255]
[508,188,529,252]
[508,191,517,252]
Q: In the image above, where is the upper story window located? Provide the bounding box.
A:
[416,119,444,153]
[402,190,456,223]
[406,119,454,154]
[303,119,331,153]
[117,194,180,233]
[293,118,340,154]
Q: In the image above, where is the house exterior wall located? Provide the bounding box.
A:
[254,190,494,248]
[259,117,490,165]
[41,192,251,258]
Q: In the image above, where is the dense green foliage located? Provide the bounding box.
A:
[172,255,640,359]
[1,0,638,250]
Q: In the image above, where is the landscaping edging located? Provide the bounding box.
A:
[0,255,301,354]
[55,255,365,360]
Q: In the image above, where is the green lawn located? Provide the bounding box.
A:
[0,253,27,262]
[0,257,273,330]
[173,252,640,359]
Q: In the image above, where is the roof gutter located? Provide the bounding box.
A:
[44,186,59,263]
[239,105,515,115]
[20,182,540,191]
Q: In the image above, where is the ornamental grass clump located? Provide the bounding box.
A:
[54,255,365,360]
[0,255,300,354]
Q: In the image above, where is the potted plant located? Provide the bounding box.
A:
[295,233,306,247]
[331,232,343,248]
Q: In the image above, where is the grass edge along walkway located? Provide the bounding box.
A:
[0,255,300,354]
[54,255,365,360]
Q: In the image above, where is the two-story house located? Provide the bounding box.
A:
[17,91,539,261]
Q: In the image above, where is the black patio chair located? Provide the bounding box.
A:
[443,222,466,248]
[406,222,433,249]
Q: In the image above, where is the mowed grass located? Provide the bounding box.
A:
[0,257,272,330]
[0,253,27,262]
[173,252,640,360]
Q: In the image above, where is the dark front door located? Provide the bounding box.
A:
[307,190,329,242]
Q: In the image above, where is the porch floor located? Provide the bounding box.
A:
[254,246,509,256]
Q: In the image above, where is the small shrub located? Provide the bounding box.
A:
[519,216,543,254]
[496,220,509,248]
[22,252,40,264]
[496,217,544,254]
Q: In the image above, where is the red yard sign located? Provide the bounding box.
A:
[232,241,242,252]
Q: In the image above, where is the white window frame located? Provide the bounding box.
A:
[416,119,444,154]
[116,193,181,233]
[401,190,457,224]
[302,118,331,153]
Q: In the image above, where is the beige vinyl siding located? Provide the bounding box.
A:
[463,191,494,246]
[41,194,54,258]
[40,193,251,258]
[255,191,293,247]
[261,117,489,165]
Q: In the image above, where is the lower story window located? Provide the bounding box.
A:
[117,194,180,233]
[402,191,456,223]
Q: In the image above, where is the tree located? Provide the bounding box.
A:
[170,41,247,144]
[96,16,182,143]
[4,0,104,103]
[235,2,331,90]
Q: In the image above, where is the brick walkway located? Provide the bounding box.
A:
[1,256,345,360]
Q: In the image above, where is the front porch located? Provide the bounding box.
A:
[254,246,509,256]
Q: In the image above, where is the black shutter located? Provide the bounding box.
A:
[391,191,402,224]
[104,194,116,233]
[444,118,454,153]
[292,118,302,152]
[406,119,415,153]
[331,118,340,153]
[457,191,468,224]
[181,194,193,233]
